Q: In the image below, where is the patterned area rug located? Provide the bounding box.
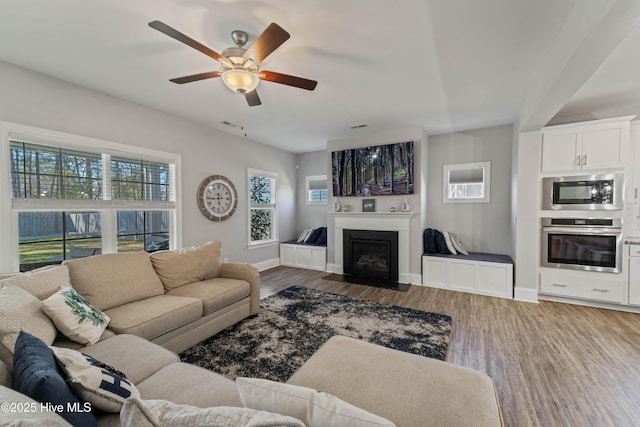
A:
[180,286,452,382]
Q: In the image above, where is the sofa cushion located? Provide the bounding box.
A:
[150,241,222,291]
[104,295,202,341]
[80,334,179,385]
[0,264,69,300]
[64,252,165,311]
[236,377,395,427]
[0,284,57,368]
[0,385,72,426]
[51,346,140,413]
[42,287,110,345]
[136,362,243,408]
[120,398,305,427]
[12,331,97,427]
[166,277,250,316]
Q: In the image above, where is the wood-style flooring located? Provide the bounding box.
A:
[260,266,640,427]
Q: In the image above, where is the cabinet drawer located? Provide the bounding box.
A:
[628,244,640,257]
[540,269,623,303]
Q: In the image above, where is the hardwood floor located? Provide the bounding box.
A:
[260,266,640,427]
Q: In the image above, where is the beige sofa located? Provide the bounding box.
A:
[0,241,503,426]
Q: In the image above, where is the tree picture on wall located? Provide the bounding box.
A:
[331,141,414,196]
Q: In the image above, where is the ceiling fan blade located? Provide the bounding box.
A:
[149,20,231,67]
[169,71,222,84]
[245,89,262,106]
[243,23,290,66]
[259,70,317,91]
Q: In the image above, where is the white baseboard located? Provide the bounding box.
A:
[514,286,538,303]
[253,258,280,272]
[409,273,422,285]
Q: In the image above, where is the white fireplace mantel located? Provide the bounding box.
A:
[331,212,414,283]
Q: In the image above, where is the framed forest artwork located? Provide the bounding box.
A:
[331,141,414,196]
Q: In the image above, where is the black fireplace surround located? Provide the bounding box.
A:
[343,229,399,282]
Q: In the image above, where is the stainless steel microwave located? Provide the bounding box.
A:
[542,173,624,211]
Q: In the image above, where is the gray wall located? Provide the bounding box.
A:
[427,124,514,256]
[0,60,297,267]
[295,150,328,232]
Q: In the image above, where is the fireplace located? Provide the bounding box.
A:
[343,229,399,282]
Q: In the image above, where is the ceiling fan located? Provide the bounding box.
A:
[149,20,317,106]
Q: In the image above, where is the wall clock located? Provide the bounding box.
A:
[197,175,238,221]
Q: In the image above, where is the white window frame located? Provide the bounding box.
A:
[306,175,328,205]
[0,121,182,273]
[248,168,278,248]
[442,161,491,203]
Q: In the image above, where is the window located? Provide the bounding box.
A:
[1,122,180,272]
[443,161,491,203]
[306,175,328,205]
[248,168,277,246]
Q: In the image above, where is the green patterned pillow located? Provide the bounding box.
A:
[43,287,110,345]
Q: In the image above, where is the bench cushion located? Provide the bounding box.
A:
[166,278,250,316]
[288,335,503,427]
[423,252,512,264]
[104,295,202,340]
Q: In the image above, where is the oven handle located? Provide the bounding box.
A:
[542,226,622,235]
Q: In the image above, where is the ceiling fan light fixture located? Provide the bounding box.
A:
[222,69,259,93]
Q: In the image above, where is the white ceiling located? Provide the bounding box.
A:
[0,0,639,153]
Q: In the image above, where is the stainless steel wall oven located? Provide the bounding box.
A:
[541,217,623,273]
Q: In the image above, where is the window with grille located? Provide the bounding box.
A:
[2,123,179,272]
[248,168,277,245]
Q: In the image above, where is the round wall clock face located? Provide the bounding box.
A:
[197,175,238,221]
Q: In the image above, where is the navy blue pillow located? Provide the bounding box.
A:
[13,331,97,427]
[305,227,324,244]
[315,227,327,245]
[423,228,437,254]
[434,230,452,254]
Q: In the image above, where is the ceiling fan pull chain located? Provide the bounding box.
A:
[240,95,247,138]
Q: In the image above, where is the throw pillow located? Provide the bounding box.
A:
[450,233,469,255]
[150,241,222,290]
[42,287,110,345]
[315,227,328,245]
[236,377,396,427]
[304,227,324,244]
[0,284,57,368]
[0,264,70,300]
[423,228,437,253]
[12,331,97,427]
[296,228,312,243]
[51,346,140,413]
[303,227,318,243]
[120,398,306,427]
[442,231,458,255]
[433,230,451,254]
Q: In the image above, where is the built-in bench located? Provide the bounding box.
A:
[280,241,327,271]
[422,252,513,299]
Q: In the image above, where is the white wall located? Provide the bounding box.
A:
[295,150,328,232]
[0,60,297,267]
[427,124,514,256]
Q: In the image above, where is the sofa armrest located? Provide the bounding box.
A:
[220,263,260,315]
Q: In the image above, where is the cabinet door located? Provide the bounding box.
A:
[581,124,624,170]
[541,131,579,172]
[629,257,640,306]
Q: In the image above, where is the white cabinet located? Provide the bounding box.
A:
[539,268,624,304]
[627,244,640,306]
[280,243,326,271]
[541,117,633,173]
[422,254,513,299]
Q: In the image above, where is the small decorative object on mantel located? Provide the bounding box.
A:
[333,198,342,212]
[362,199,376,212]
[389,206,397,212]
[402,198,410,212]
[343,204,351,212]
